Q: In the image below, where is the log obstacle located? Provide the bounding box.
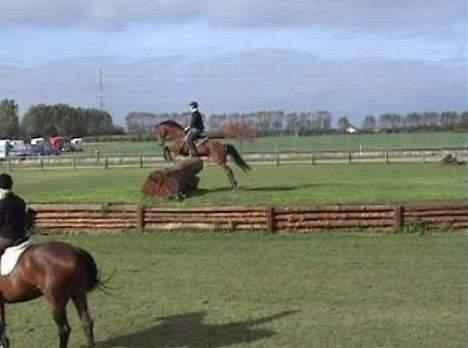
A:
[28,204,138,231]
[142,158,203,198]
[28,201,467,233]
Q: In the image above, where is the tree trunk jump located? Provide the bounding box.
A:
[142,158,203,199]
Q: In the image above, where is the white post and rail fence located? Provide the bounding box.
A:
[0,147,466,171]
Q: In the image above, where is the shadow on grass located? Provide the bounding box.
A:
[97,310,298,348]
[241,184,318,192]
[191,184,319,197]
[191,187,233,196]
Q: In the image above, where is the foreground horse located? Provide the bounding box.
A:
[155,120,251,189]
[0,242,101,348]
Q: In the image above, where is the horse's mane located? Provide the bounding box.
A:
[157,120,184,130]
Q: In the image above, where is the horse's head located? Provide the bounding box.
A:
[154,120,186,146]
[154,124,166,146]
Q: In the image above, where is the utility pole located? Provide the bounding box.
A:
[97,67,104,110]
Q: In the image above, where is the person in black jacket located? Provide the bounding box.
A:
[185,101,205,157]
[0,173,27,256]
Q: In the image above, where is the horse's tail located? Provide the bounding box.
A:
[224,144,251,172]
[74,247,105,293]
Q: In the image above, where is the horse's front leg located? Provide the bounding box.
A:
[163,146,175,163]
[0,300,9,348]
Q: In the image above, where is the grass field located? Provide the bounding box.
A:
[83,132,468,156]
[12,163,464,206]
[6,232,464,348]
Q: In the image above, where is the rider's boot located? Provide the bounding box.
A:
[189,143,199,158]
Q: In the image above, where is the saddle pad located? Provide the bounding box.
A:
[1,240,31,276]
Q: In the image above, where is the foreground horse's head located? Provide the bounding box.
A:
[154,120,186,145]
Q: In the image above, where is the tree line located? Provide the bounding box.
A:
[127,109,468,136]
[0,99,123,139]
[1,98,466,140]
[358,111,466,132]
[127,110,333,136]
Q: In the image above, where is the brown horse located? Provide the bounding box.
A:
[154,120,251,189]
[0,241,101,348]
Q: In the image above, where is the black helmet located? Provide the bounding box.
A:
[189,101,198,108]
[0,173,13,190]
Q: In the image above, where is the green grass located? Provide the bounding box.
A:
[7,232,464,347]
[12,163,464,206]
[83,132,468,155]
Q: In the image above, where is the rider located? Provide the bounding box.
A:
[0,173,27,257]
[185,101,205,157]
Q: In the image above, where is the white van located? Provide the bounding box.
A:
[31,137,45,146]
[70,138,83,151]
[0,140,9,159]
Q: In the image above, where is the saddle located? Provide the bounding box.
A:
[184,134,209,145]
[1,238,31,276]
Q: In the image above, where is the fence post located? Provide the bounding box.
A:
[394,205,404,231]
[72,157,77,170]
[104,157,108,169]
[40,158,44,171]
[385,151,389,164]
[139,154,143,169]
[311,154,315,165]
[266,207,276,233]
[348,152,352,164]
[275,152,280,166]
[422,151,426,163]
[137,205,145,231]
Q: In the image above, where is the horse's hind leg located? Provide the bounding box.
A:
[72,293,95,348]
[50,301,71,348]
[0,300,9,348]
[222,164,238,189]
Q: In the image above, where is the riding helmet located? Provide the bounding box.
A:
[189,101,198,108]
[0,173,13,189]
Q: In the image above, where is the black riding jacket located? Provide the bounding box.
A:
[190,109,204,132]
[0,192,26,241]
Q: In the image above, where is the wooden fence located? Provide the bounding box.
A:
[29,201,467,233]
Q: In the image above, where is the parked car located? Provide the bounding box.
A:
[70,138,83,151]
[31,137,45,146]
[31,143,60,156]
[49,136,65,151]
[9,145,33,157]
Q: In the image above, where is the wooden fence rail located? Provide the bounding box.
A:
[28,201,467,233]
[1,147,466,171]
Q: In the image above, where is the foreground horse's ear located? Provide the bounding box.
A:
[25,207,37,231]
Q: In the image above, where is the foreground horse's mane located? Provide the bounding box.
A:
[157,120,184,130]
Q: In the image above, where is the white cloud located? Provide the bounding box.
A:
[0,50,465,124]
[0,0,465,38]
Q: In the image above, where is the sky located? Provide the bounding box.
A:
[0,1,466,126]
